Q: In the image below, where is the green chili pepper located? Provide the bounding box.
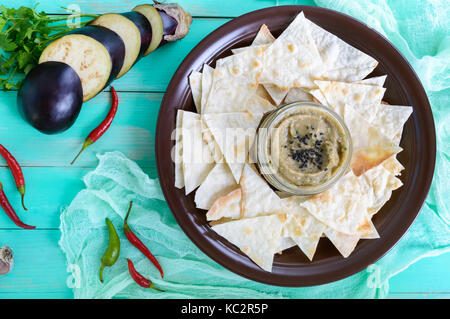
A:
[99,218,120,283]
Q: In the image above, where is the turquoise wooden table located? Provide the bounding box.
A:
[0,0,449,299]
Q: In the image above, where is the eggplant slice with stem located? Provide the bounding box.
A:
[132,4,164,55]
[39,34,112,102]
[120,11,153,59]
[17,62,83,135]
[68,25,125,88]
[89,13,141,79]
[133,3,192,53]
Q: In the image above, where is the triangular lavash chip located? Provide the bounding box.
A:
[211,213,286,272]
[201,123,224,163]
[371,104,413,145]
[195,163,237,210]
[342,104,402,176]
[180,111,214,194]
[305,17,378,81]
[315,80,386,121]
[277,237,296,254]
[323,228,360,258]
[357,75,387,87]
[317,66,377,83]
[189,71,202,113]
[202,67,258,114]
[282,197,327,260]
[174,109,184,189]
[263,84,289,105]
[382,155,404,176]
[216,44,265,85]
[231,24,274,55]
[240,164,285,218]
[260,12,324,89]
[252,24,275,45]
[200,64,214,112]
[361,162,403,217]
[285,87,315,104]
[303,76,387,107]
[299,171,375,236]
[207,188,241,221]
[202,112,262,182]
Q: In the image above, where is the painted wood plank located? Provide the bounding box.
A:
[0,167,157,229]
[0,228,448,298]
[0,91,163,169]
[0,229,73,298]
[10,0,316,16]
[388,252,450,293]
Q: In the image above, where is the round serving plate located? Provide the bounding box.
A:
[155,5,436,286]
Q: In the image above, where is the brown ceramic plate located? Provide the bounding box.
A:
[156,6,436,286]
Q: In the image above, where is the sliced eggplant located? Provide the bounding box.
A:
[89,13,141,78]
[157,10,178,45]
[132,4,164,55]
[68,25,125,87]
[120,11,152,58]
[17,62,83,135]
[39,34,112,102]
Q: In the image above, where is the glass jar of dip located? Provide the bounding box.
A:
[255,102,352,196]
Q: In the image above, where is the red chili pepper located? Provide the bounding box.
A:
[71,87,119,165]
[0,182,35,230]
[124,201,164,278]
[0,144,27,211]
[127,258,163,291]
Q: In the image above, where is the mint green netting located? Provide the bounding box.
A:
[59,0,450,299]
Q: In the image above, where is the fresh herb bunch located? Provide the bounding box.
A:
[0,5,97,90]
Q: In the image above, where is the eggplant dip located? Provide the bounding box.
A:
[270,105,350,188]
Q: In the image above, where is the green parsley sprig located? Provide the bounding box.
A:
[0,4,97,90]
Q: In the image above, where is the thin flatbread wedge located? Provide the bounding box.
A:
[252,24,275,45]
[285,87,315,104]
[231,25,289,105]
[361,163,403,217]
[323,228,360,258]
[277,237,297,254]
[263,84,289,106]
[201,122,224,163]
[357,75,387,87]
[180,111,214,194]
[315,80,386,121]
[211,213,286,272]
[207,188,241,221]
[305,17,378,81]
[200,64,214,112]
[342,104,402,176]
[202,113,263,183]
[195,163,237,210]
[282,197,327,260]
[260,12,324,90]
[189,71,202,113]
[382,155,404,176]
[231,24,274,55]
[215,44,265,85]
[240,164,285,218]
[202,67,258,114]
[372,104,413,145]
[317,66,377,84]
[299,171,375,236]
[174,109,184,188]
